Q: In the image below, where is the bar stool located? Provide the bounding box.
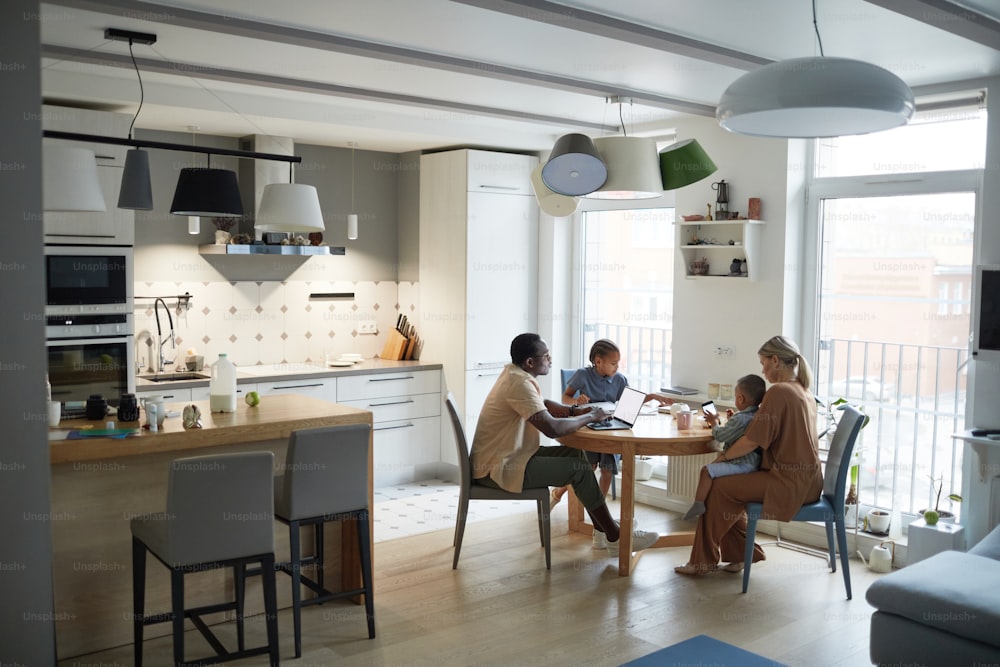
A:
[273,424,374,658]
[130,451,279,666]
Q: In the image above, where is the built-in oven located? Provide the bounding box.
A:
[46,336,135,417]
[44,244,133,317]
[45,245,135,417]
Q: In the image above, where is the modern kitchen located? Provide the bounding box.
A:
[7,1,1000,665]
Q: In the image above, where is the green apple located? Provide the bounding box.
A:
[923,509,939,526]
[245,391,260,407]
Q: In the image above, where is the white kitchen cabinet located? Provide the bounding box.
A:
[419,149,539,465]
[42,105,135,245]
[338,369,442,487]
[257,377,337,402]
[675,219,764,281]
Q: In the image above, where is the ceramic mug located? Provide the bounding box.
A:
[669,403,687,419]
[677,411,694,430]
[141,396,167,427]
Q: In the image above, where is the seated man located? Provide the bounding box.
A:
[471,332,659,555]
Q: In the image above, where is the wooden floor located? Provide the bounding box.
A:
[60,505,881,666]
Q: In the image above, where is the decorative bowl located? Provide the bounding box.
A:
[689,259,710,276]
[682,214,705,221]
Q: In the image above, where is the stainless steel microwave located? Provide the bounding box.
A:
[44,245,133,317]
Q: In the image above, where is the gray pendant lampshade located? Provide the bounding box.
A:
[255,183,325,232]
[43,145,106,212]
[717,57,915,138]
[541,133,607,196]
[530,165,580,217]
[659,139,718,191]
[583,136,663,199]
[170,167,244,217]
[118,148,153,210]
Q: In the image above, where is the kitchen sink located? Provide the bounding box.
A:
[139,372,210,382]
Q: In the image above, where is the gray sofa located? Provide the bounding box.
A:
[866,523,1000,666]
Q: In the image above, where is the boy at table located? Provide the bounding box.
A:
[682,374,767,521]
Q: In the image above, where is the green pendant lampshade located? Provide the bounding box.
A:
[170,167,244,217]
[118,148,153,210]
[717,57,914,138]
[583,136,663,199]
[541,133,607,196]
[659,139,718,191]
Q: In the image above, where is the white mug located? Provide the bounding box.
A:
[47,401,61,427]
[669,403,687,419]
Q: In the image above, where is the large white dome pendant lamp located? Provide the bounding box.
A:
[43,145,106,212]
[541,133,607,196]
[530,165,580,217]
[717,57,914,138]
[583,136,663,199]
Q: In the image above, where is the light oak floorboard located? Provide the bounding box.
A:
[59,505,882,667]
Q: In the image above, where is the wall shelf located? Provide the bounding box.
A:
[675,219,764,281]
[198,244,345,256]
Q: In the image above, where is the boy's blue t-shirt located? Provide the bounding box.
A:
[566,367,628,403]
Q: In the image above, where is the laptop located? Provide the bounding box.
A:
[586,386,647,430]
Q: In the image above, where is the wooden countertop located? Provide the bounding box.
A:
[49,394,372,464]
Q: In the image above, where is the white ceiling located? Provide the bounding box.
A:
[39,0,1000,154]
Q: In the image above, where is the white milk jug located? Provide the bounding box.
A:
[209,353,237,412]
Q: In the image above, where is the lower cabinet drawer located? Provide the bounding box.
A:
[372,416,441,487]
[338,370,439,401]
[339,392,439,423]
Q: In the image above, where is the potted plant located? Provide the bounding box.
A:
[920,475,962,525]
[634,456,654,482]
[212,217,238,244]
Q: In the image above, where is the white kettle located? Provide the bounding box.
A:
[868,541,894,573]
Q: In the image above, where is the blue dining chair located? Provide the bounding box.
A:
[741,404,865,599]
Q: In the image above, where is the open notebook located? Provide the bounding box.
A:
[586,386,646,430]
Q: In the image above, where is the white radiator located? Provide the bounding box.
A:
[665,453,716,501]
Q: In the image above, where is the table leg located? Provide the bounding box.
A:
[618,444,635,576]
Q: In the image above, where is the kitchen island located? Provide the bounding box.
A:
[49,394,372,659]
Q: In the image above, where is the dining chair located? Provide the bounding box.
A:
[741,404,865,599]
[130,451,279,667]
[560,368,616,500]
[446,392,552,569]
[272,424,375,658]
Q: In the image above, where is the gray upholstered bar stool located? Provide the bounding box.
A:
[131,451,279,667]
[273,424,374,658]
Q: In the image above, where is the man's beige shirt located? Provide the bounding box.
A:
[470,363,547,493]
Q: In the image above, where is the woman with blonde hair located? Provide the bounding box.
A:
[674,335,823,575]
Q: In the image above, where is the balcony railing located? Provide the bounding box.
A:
[584,322,967,521]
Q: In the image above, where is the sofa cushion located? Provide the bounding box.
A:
[865,550,1000,649]
[968,523,1000,560]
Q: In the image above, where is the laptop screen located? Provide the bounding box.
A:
[613,386,647,424]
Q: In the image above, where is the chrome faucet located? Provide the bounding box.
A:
[153,298,175,373]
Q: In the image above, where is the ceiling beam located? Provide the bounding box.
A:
[863,0,1000,49]
[449,0,773,70]
[42,45,615,132]
[44,0,717,117]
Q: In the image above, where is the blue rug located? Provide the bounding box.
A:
[621,634,787,666]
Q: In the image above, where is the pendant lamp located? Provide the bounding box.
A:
[347,142,359,240]
[43,145,106,212]
[530,165,580,217]
[115,31,154,210]
[170,162,244,217]
[659,139,718,191]
[583,136,663,199]
[255,183,325,233]
[541,133,607,196]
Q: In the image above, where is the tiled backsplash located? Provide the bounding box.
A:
[134,280,419,370]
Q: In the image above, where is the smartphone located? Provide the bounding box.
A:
[701,400,717,416]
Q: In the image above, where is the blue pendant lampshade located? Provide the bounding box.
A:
[659,139,718,191]
[170,167,244,217]
[541,133,607,196]
[118,148,153,210]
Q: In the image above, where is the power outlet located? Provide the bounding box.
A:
[714,346,734,358]
[358,321,378,335]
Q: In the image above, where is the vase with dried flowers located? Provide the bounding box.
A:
[212,217,238,244]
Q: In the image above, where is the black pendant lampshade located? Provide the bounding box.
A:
[541,133,607,196]
[118,148,153,210]
[170,167,244,217]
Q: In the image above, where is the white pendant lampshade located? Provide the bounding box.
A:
[347,213,359,240]
[541,133,607,196]
[530,165,580,217]
[717,57,915,138]
[583,136,663,199]
[43,145,106,212]
[255,183,325,232]
[187,216,200,235]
